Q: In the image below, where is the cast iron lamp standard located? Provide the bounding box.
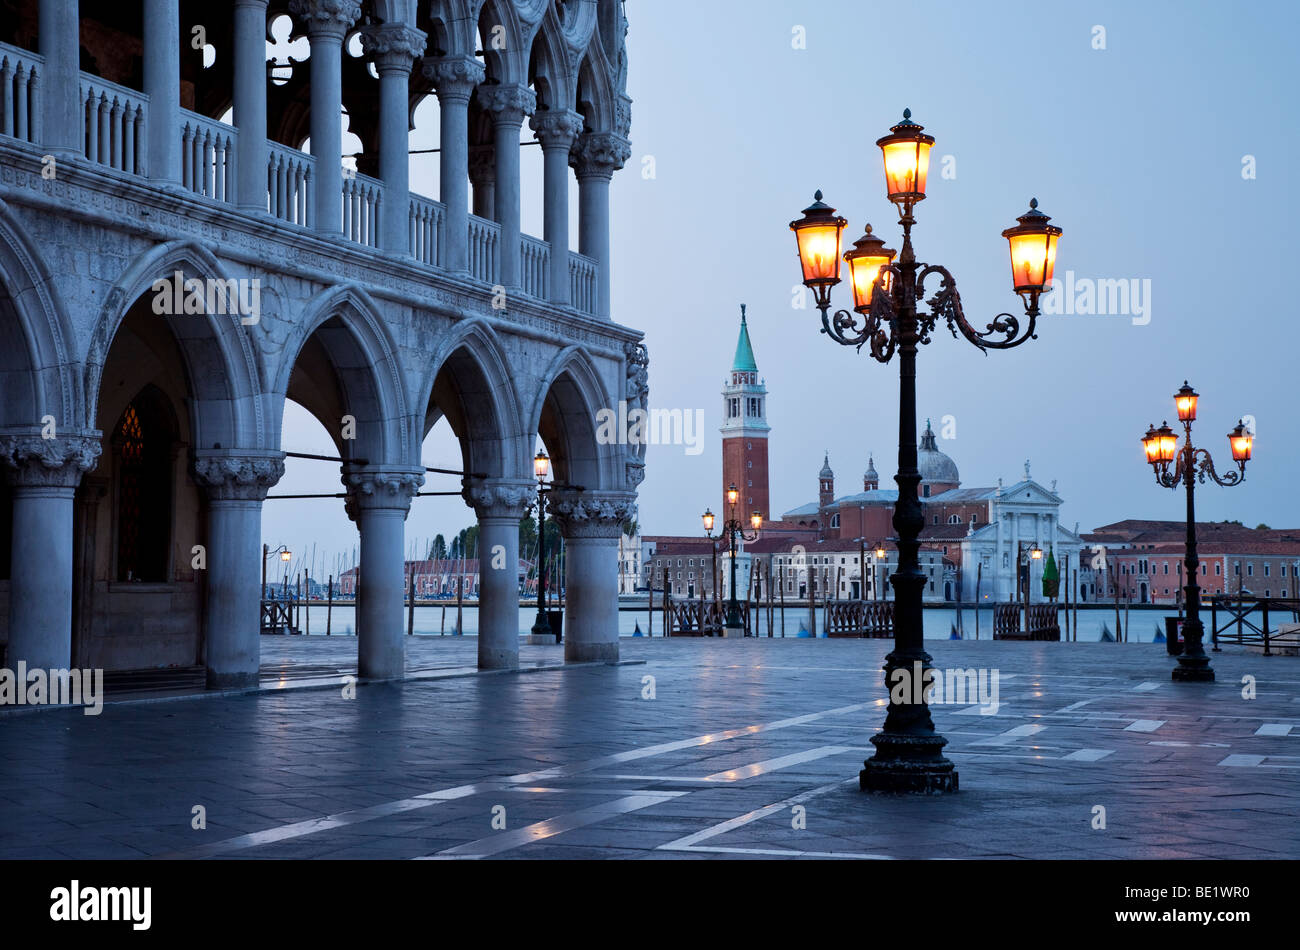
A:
[262,544,292,599]
[703,485,762,637]
[530,450,555,643]
[1141,383,1253,681]
[789,109,1063,794]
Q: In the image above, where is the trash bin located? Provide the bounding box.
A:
[548,609,564,644]
[1165,616,1184,655]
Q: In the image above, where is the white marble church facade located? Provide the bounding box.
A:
[0,0,644,685]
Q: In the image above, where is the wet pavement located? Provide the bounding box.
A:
[1,637,1297,859]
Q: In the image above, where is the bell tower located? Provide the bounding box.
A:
[721,305,769,526]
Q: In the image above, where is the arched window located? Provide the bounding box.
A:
[114,390,174,582]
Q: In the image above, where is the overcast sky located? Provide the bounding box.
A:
[261,0,1300,581]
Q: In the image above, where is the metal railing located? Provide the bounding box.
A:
[1210,594,1300,656]
[79,74,147,175]
[825,600,894,638]
[342,169,381,247]
[0,42,42,144]
[180,109,236,202]
[519,233,549,299]
[409,193,445,266]
[267,141,313,226]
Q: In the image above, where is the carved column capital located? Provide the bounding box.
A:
[192,451,286,502]
[530,108,584,150]
[550,490,636,540]
[468,144,497,184]
[342,466,425,520]
[0,432,102,489]
[477,82,537,126]
[570,131,631,179]
[288,0,360,39]
[361,23,427,74]
[422,55,485,102]
[463,478,535,521]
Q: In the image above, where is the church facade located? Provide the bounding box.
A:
[0,0,643,685]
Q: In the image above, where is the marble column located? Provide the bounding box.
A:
[361,22,426,255]
[463,479,533,670]
[143,0,181,182]
[38,0,80,155]
[530,110,583,306]
[0,433,101,671]
[290,0,360,233]
[193,453,284,689]
[423,56,483,274]
[570,132,630,320]
[343,467,423,679]
[468,145,496,221]
[233,0,270,209]
[477,84,536,291]
[550,490,635,663]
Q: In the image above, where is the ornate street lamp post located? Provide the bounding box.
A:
[530,449,555,642]
[789,109,1062,793]
[704,485,762,637]
[1140,383,1252,681]
[262,544,292,599]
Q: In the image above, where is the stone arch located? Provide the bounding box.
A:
[417,317,525,480]
[575,43,616,134]
[477,0,540,85]
[425,0,486,58]
[0,199,81,431]
[273,283,412,467]
[85,240,267,451]
[528,7,578,112]
[530,344,617,491]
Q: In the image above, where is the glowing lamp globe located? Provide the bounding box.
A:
[789,191,847,288]
[844,225,897,313]
[1002,199,1062,298]
[876,109,935,205]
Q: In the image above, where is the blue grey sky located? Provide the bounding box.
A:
[262,0,1299,578]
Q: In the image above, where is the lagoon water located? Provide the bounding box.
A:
[290,603,1184,644]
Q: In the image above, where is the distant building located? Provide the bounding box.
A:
[339,558,530,600]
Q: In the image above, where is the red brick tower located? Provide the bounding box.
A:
[721,305,769,526]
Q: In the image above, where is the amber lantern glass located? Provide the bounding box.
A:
[533,449,550,480]
[875,546,887,559]
[1229,421,1253,463]
[751,511,763,531]
[280,549,292,562]
[1142,424,1162,466]
[702,509,715,534]
[1156,422,1178,463]
[726,484,739,508]
[1174,382,1199,422]
[789,191,847,288]
[876,109,935,204]
[1031,546,1043,560]
[844,226,897,313]
[1002,199,1063,297]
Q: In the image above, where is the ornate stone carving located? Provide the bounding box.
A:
[288,0,360,37]
[624,340,649,474]
[476,83,537,124]
[468,145,497,184]
[549,490,636,539]
[341,467,425,519]
[0,433,102,489]
[361,23,428,73]
[462,478,535,520]
[530,109,585,149]
[192,452,286,501]
[422,55,485,100]
[624,459,645,490]
[615,94,632,140]
[570,131,631,178]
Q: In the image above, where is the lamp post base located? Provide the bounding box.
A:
[722,625,744,639]
[859,735,959,794]
[1172,659,1214,682]
[525,633,557,645]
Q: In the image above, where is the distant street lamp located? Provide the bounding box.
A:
[704,485,762,637]
[1141,383,1251,681]
[530,449,554,642]
[790,109,1062,793]
[262,544,292,598]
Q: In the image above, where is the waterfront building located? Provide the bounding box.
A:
[0,1,641,684]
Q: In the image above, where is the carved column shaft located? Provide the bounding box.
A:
[550,490,635,663]
[531,109,584,306]
[424,56,485,273]
[571,132,631,319]
[478,84,536,290]
[362,23,427,254]
[464,479,534,669]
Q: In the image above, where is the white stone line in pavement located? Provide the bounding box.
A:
[1062,748,1115,762]
[419,791,687,859]
[658,778,865,855]
[672,845,893,859]
[1255,723,1294,737]
[1218,754,1300,769]
[703,746,856,782]
[1133,682,1162,691]
[156,702,871,858]
[971,724,1046,746]
[1125,719,1166,733]
[1047,700,1094,715]
[1218,754,1266,767]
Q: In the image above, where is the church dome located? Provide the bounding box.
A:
[819,452,834,478]
[864,456,879,483]
[918,420,959,486]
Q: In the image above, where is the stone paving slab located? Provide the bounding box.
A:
[1,637,1298,859]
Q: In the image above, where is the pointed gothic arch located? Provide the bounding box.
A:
[529,344,617,491]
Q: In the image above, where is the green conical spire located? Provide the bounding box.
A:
[1041,548,1060,599]
[732,304,758,373]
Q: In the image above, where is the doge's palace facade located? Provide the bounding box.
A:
[0,0,644,686]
